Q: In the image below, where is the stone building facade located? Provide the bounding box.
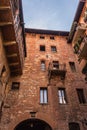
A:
[0,0,87,130]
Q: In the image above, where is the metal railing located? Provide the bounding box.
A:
[48,63,66,71]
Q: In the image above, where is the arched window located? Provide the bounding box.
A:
[69,122,80,130]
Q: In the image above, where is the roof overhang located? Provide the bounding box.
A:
[25,28,69,36]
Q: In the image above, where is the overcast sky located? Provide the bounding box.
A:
[22,0,79,31]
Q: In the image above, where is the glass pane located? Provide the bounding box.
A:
[44,89,47,103]
[40,90,43,103]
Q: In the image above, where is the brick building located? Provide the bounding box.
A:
[0,0,87,130]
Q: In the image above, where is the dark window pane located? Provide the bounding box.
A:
[40,36,45,39]
[53,61,59,68]
[50,36,55,40]
[69,62,76,72]
[77,89,86,104]
[69,123,80,130]
[11,82,20,90]
[40,45,45,51]
[51,46,57,52]
[82,63,87,74]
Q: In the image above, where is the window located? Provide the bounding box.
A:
[69,123,80,130]
[69,62,76,72]
[1,66,6,76]
[82,63,87,74]
[84,9,87,23]
[11,82,20,90]
[40,45,45,51]
[77,89,86,104]
[58,88,67,104]
[53,61,59,69]
[41,61,46,71]
[40,36,45,39]
[51,46,57,52]
[50,36,55,40]
[40,88,48,104]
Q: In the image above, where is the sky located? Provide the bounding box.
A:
[22,0,79,31]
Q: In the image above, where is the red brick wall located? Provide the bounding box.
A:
[0,32,87,130]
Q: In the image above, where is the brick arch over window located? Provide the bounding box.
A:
[69,122,80,130]
[14,118,52,130]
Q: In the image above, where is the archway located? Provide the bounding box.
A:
[14,118,52,130]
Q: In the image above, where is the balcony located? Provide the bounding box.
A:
[0,0,26,76]
[72,23,86,46]
[84,9,87,23]
[73,37,83,54]
[78,37,87,60]
[48,62,66,81]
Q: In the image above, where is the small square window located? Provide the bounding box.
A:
[51,46,57,52]
[41,61,46,71]
[58,88,67,104]
[77,89,86,104]
[69,62,76,72]
[40,45,45,51]
[40,88,48,104]
[11,82,20,90]
[40,36,45,39]
[50,36,55,40]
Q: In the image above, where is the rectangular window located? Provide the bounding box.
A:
[1,66,6,76]
[58,88,67,104]
[77,89,86,104]
[53,61,59,69]
[41,61,46,71]
[40,45,45,51]
[51,46,57,52]
[82,63,87,74]
[69,62,76,72]
[11,82,20,90]
[50,36,55,40]
[40,36,45,39]
[40,88,48,104]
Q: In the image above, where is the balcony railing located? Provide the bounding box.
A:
[84,9,87,23]
[78,37,87,59]
[48,62,66,81]
[72,23,86,46]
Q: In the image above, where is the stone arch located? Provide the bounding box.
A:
[14,118,53,130]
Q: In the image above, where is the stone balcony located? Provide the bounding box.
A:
[48,62,66,81]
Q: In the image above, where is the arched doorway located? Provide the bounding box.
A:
[14,118,52,130]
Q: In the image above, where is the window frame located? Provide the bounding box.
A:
[58,88,67,104]
[53,61,59,69]
[40,36,45,39]
[69,62,76,72]
[40,88,48,104]
[11,82,20,90]
[50,36,55,40]
[41,60,46,71]
[40,45,45,51]
[76,88,86,104]
[51,46,57,52]
[69,122,80,130]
